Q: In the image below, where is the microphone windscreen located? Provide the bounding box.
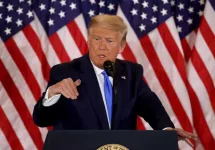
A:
[103,60,115,77]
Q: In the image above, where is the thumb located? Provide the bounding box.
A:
[75,79,81,86]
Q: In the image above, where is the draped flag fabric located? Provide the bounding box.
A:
[0,0,215,149]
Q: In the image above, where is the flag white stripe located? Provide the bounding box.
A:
[13,32,47,91]
[75,14,88,41]
[139,118,153,130]
[196,138,204,150]
[57,26,82,59]
[165,18,184,55]
[117,54,124,60]
[0,83,36,150]
[178,141,193,150]
[185,31,196,49]
[0,129,12,150]
[204,1,215,35]
[38,127,48,143]
[195,32,215,85]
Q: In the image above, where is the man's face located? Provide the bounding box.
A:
[88,26,125,69]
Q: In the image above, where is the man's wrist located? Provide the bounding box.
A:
[48,86,54,99]
[43,87,61,107]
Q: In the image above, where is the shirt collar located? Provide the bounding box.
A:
[91,61,104,76]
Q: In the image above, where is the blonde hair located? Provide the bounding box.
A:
[88,14,127,42]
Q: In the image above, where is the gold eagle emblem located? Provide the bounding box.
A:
[97,144,129,150]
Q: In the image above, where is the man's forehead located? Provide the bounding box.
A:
[89,27,120,37]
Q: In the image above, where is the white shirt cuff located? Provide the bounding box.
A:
[42,87,61,107]
[163,127,173,130]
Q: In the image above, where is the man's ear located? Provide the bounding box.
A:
[119,41,126,54]
[87,35,90,46]
[119,48,124,54]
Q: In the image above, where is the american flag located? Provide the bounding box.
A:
[0,0,214,149]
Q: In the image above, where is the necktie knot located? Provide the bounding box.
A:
[102,71,108,77]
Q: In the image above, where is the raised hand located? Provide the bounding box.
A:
[48,78,81,100]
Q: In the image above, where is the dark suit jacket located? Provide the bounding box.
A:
[33,53,174,130]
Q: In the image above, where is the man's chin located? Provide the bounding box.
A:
[98,59,107,65]
[93,61,104,69]
[97,64,104,69]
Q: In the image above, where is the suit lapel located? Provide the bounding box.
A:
[80,54,109,129]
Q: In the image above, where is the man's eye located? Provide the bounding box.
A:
[94,37,99,40]
[108,40,113,43]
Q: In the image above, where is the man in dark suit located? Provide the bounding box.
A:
[33,14,196,146]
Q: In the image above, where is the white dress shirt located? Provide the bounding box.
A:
[42,61,113,128]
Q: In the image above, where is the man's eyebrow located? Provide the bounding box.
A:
[105,37,116,39]
[91,34,116,39]
[92,34,100,37]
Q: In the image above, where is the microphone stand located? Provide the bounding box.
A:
[111,67,118,130]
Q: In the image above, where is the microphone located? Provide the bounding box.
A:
[103,60,115,78]
[103,60,117,129]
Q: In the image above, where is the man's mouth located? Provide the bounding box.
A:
[98,54,106,59]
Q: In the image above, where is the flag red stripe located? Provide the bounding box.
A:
[67,21,88,55]
[121,44,137,63]
[191,47,215,113]
[187,83,215,149]
[136,117,146,130]
[200,17,215,58]
[49,33,71,62]
[181,38,192,62]
[158,24,188,88]
[23,25,50,82]
[140,35,192,132]
[0,106,24,150]
[0,60,43,150]
[5,39,41,101]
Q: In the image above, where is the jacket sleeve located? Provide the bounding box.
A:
[136,64,175,130]
[32,65,66,127]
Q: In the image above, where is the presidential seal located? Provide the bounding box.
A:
[97,144,129,150]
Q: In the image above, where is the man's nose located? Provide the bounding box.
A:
[99,39,106,50]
